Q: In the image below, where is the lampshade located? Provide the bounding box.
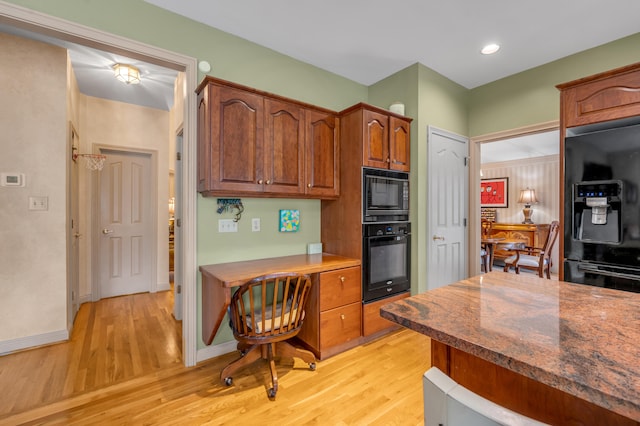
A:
[113,63,141,85]
[518,188,538,206]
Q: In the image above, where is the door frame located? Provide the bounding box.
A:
[92,145,158,300]
[469,120,559,276]
[0,2,199,367]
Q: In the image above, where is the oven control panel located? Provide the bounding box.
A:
[364,223,411,237]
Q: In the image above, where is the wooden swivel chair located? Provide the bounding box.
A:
[503,221,560,278]
[221,272,316,398]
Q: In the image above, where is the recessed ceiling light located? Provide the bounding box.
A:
[481,44,501,55]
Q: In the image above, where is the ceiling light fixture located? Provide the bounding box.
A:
[113,63,141,84]
[481,44,501,55]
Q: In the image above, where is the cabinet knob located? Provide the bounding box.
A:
[386,157,390,163]
[341,314,345,320]
[340,276,345,283]
[257,179,263,184]
[307,183,312,188]
[266,180,272,185]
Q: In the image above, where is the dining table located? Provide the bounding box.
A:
[482,237,528,271]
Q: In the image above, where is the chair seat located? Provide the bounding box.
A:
[504,254,549,268]
[247,303,300,333]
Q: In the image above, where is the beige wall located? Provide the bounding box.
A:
[0,33,68,345]
[481,154,560,272]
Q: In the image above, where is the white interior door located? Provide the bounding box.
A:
[427,126,469,290]
[99,149,154,298]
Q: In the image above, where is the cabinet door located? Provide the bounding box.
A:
[362,109,389,169]
[305,109,339,198]
[197,87,211,192]
[264,99,304,194]
[389,116,411,172]
[210,85,264,192]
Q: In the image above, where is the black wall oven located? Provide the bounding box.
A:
[564,121,640,293]
[362,222,411,302]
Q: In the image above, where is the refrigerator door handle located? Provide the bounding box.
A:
[577,263,640,281]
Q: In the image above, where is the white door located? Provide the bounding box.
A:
[427,126,469,290]
[99,149,154,298]
[173,132,183,320]
[68,127,80,328]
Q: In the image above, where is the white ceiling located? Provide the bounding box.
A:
[481,130,559,164]
[145,0,640,89]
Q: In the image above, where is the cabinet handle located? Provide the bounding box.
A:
[266,180,272,185]
[386,157,390,163]
[341,314,345,320]
[307,183,312,188]
[257,179,263,184]
[340,276,345,283]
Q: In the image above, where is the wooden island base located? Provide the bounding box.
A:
[432,340,637,425]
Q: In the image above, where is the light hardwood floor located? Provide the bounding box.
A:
[0,289,431,425]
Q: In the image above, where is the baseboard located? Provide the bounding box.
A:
[0,329,69,355]
[196,340,237,363]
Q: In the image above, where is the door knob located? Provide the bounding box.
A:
[74,233,82,238]
[102,228,114,234]
[432,235,445,241]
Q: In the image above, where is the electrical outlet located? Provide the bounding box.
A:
[28,196,48,211]
[218,219,238,233]
[252,218,261,232]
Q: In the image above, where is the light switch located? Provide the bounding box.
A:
[29,196,48,211]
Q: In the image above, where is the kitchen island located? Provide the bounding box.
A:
[380,271,640,425]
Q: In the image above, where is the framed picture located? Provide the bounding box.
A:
[481,177,509,208]
[279,209,300,232]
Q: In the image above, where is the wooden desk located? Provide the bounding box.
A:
[200,253,360,345]
[380,272,640,424]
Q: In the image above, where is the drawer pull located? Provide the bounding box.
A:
[341,314,345,320]
[340,276,345,283]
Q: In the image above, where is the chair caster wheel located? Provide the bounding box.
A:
[268,388,276,398]
[309,362,316,371]
[224,377,232,386]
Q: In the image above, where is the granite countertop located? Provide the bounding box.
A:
[380,271,640,422]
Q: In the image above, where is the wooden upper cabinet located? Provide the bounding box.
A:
[264,98,304,194]
[557,62,640,128]
[389,116,410,172]
[363,109,389,169]
[196,76,340,199]
[211,85,264,193]
[305,109,339,197]
[341,103,412,172]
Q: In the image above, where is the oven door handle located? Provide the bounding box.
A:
[367,235,409,242]
[577,263,640,281]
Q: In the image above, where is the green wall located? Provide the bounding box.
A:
[468,32,640,137]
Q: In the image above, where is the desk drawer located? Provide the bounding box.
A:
[319,266,361,311]
[320,301,362,348]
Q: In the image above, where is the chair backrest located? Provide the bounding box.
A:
[481,219,493,238]
[541,221,560,259]
[229,272,312,341]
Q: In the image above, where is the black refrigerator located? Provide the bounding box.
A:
[564,121,640,293]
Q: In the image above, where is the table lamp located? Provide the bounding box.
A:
[518,188,538,224]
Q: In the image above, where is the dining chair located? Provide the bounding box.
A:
[503,221,560,278]
[221,272,316,398]
[480,219,494,272]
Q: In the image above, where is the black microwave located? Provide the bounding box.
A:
[363,168,409,223]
